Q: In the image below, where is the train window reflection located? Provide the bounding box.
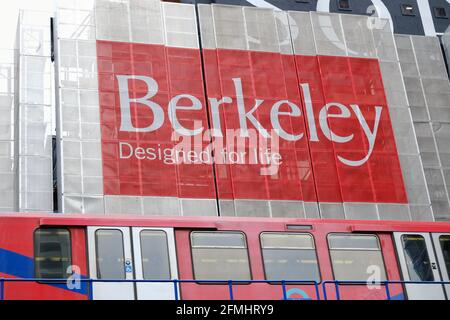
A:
[191,231,251,281]
[328,234,387,281]
[402,235,434,281]
[34,228,71,279]
[95,229,125,279]
[261,233,320,281]
[140,230,171,280]
[439,235,450,279]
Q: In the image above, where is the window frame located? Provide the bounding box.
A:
[94,228,126,280]
[327,233,388,283]
[400,3,416,16]
[337,0,352,11]
[33,227,72,281]
[439,235,450,279]
[139,229,171,280]
[401,234,435,282]
[259,232,322,284]
[433,7,448,19]
[190,230,252,284]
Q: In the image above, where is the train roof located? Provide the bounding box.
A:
[0,213,450,233]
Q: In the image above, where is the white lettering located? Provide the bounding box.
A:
[270,100,304,141]
[208,96,232,137]
[117,75,164,132]
[337,105,383,166]
[115,75,386,167]
[168,94,204,136]
[233,78,270,138]
[119,142,133,159]
[318,102,353,143]
[299,83,319,142]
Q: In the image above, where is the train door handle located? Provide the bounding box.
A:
[431,262,437,270]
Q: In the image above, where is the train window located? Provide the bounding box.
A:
[439,236,450,279]
[140,230,171,280]
[34,228,71,279]
[95,229,125,279]
[434,7,448,19]
[337,0,351,11]
[328,234,387,281]
[260,233,320,282]
[191,231,251,280]
[400,4,415,16]
[401,235,434,281]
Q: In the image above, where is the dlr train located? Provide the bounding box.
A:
[0,213,449,300]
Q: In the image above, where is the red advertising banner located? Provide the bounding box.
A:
[97,41,216,198]
[96,40,407,203]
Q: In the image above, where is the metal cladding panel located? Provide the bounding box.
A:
[394,34,450,221]
[199,4,410,220]
[310,11,347,56]
[288,11,316,56]
[182,0,450,37]
[0,50,16,211]
[16,11,54,213]
[443,27,450,76]
[57,0,217,215]
[52,1,450,221]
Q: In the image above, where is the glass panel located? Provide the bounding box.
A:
[261,233,320,281]
[338,0,350,10]
[191,231,246,248]
[192,248,251,280]
[328,234,380,250]
[261,233,314,249]
[191,231,251,280]
[140,230,171,280]
[328,234,387,281]
[34,228,71,279]
[95,229,125,279]
[439,235,450,279]
[330,250,387,281]
[402,235,434,281]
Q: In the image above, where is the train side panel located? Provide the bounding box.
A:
[0,218,88,300]
[175,221,405,300]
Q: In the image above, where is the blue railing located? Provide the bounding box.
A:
[0,278,449,300]
[0,278,320,300]
[321,280,450,300]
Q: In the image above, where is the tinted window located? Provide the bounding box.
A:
[337,0,351,10]
[261,233,320,281]
[401,4,415,16]
[34,228,71,279]
[439,235,450,279]
[191,231,251,280]
[402,235,434,281]
[328,234,387,281]
[434,7,447,18]
[95,229,125,279]
[140,230,171,280]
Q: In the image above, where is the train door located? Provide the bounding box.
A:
[87,227,135,300]
[132,227,179,300]
[394,232,446,300]
[431,233,450,297]
[87,226,178,300]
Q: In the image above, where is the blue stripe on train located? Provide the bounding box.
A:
[389,293,405,300]
[0,247,88,296]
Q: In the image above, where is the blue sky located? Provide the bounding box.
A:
[0,0,55,49]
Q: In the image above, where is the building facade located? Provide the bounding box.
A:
[10,0,450,221]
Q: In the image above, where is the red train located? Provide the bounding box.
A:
[0,213,449,300]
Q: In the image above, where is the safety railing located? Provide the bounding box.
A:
[321,280,450,300]
[0,278,320,300]
[0,278,449,300]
